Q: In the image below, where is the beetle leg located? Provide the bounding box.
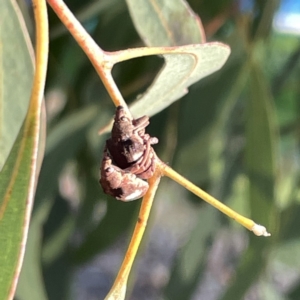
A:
[126,138,150,173]
[132,116,149,135]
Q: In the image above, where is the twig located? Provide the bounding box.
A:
[47,0,129,112]
[104,168,161,300]
[157,160,270,237]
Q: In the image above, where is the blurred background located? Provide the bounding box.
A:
[16,0,300,299]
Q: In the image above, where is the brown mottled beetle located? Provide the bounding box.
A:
[99,106,158,201]
[106,106,158,179]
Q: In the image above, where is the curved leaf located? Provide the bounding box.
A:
[126,0,205,46]
[16,106,99,300]
[98,0,229,132]
[0,0,34,171]
[0,0,48,298]
[130,43,230,118]
[221,61,279,300]
[99,43,230,136]
[15,203,50,300]
[124,0,219,118]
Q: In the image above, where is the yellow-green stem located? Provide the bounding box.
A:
[158,160,270,236]
[47,0,129,112]
[105,169,161,300]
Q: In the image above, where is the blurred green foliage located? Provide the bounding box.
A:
[11,0,300,299]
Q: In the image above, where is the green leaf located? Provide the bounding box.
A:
[0,0,46,298]
[221,61,279,300]
[99,43,230,136]
[0,0,34,171]
[125,0,223,118]
[130,43,231,118]
[246,62,278,230]
[99,1,229,133]
[17,106,100,300]
[0,122,39,299]
[126,0,205,46]
[15,202,51,300]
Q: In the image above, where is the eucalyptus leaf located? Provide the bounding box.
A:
[125,0,228,118]
[99,0,230,132]
[245,62,278,230]
[126,0,205,46]
[0,0,34,171]
[16,202,51,300]
[0,119,41,299]
[0,0,45,298]
[130,43,230,118]
[221,61,279,300]
[17,106,100,299]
